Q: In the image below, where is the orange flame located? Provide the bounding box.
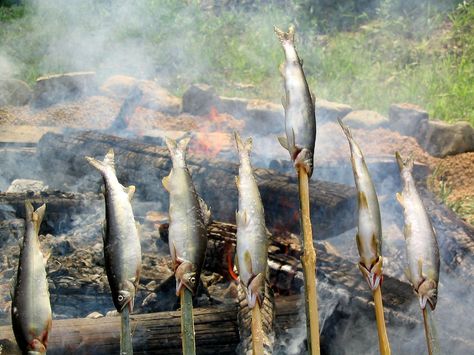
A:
[189,106,233,158]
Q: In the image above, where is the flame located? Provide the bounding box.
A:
[189,106,233,158]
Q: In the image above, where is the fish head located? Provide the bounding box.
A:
[175,261,198,296]
[28,338,46,353]
[246,273,265,309]
[294,148,314,177]
[358,256,383,291]
[417,278,438,310]
[117,281,135,312]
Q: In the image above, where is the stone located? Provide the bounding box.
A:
[218,96,249,118]
[0,79,32,106]
[33,72,97,108]
[342,110,389,129]
[316,98,352,123]
[138,80,181,115]
[388,103,428,137]
[100,75,138,98]
[6,179,48,193]
[245,99,284,133]
[182,83,220,116]
[0,219,24,248]
[85,311,104,319]
[419,120,474,157]
[101,75,181,114]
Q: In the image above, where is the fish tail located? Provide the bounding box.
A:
[234,131,253,155]
[25,201,46,235]
[165,136,191,159]
[338,118,353,140]
[274,25,295,45]
[85,149,115,175]
[395,151,414,172]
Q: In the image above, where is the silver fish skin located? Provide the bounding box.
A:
[339,120,382,290]
[396,152,440,310]
[11,202,51,354]
[163,136,210,296]
[235,132,268,308]
[275,25,316,177]
[86,149,142,313]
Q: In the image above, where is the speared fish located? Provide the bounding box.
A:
[86,149,142,313]
[274,25,316,177]
[234,132,268,308]
[11,202,52,355]
[396,152,440,310]
[163,137,210,296]
[339,120,383,290]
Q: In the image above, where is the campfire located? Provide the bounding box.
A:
[0,55,473,355]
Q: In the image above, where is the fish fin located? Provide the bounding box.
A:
[395,151,414,172]
[280,95,286,110]
[234,253,239,271]
[235,176,240,188]
[311,91,316,105]
[338,118,353,140]
[162,175,171,191]
[358,191,369,209]
[32,203,46,235]
[278,136,289,150]
[299,58,304,66]
[243,250,253,275]
[125,185,135,201]
[403,223,412,240]
[396,192,404,206]
[418,259,424,279]
[171,242,178,270]
[236,210,248,226]
[85,149,115,175]
[43,250,51,266]
[101,219,107,241]
[274,24,295,44]
[404,267,412,281]
[164,136,177,152]
[198,195,211,226]
[178,136,191,152]
[234,132,252,153]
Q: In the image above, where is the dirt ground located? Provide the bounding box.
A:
[0,96,472,225]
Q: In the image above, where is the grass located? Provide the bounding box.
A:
[0,0,473,125]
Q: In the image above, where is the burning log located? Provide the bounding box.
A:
[37,130,356,237]
[108,85,143,131]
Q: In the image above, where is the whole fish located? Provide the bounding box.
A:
[163,137,210,296]
[11,202,52,355]
[274,25,316,177]
[235,132,268,308]
[86,149,142,313]
[396,152,440,310]
[339,120,383,290]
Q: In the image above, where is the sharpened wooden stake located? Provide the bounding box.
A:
[373,286,391,355]
[297,166,321,355]
[422,307,440,355]
[251,302,264,355]
[120,306,133,355]
[180,288,196,355]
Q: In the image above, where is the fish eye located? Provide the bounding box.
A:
[118,295,124,302]
[190,276,196,284]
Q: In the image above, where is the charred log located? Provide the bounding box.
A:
[37,130,356,237]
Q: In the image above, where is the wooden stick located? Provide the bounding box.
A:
[297,166,321,355]
[120,306,133,355]
[422,307,440,355]
[373,286,391,355]
[251,302,264,355]
[180,288,196,355]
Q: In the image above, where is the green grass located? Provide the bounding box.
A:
[0,0,473,125]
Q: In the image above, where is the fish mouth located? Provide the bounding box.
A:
[120,298,134,313]
[419,295,428,309]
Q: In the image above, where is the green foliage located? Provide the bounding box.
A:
[0,0,473,124]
